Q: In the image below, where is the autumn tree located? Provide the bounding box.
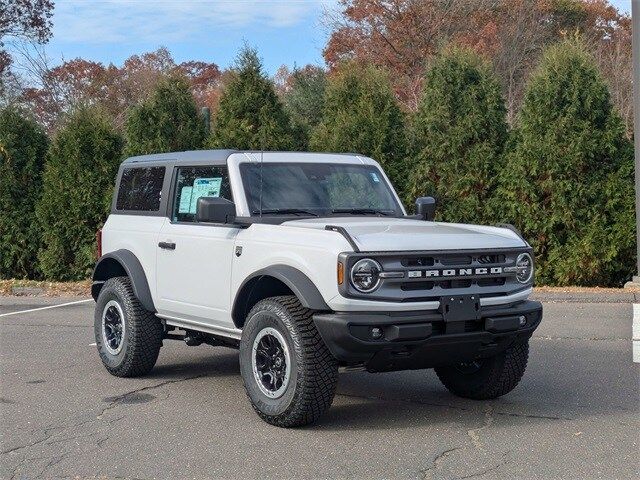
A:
[323,0,633,131]
[0,0,53,75]
[20,48,221,134]
[280,65,327,150]
[36,107,123,280]
[495,41,635,286]
[0,107,48,279]
[208,46,294,150]
[407,48,508,224]
[125,74,205,156]
[310,62,407,197]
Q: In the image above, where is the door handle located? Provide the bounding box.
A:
[158,241,176,250]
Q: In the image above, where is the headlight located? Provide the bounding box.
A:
[350,258,382,292]
[515,253,534,284]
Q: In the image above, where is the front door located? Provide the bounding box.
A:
[155,165,239,330]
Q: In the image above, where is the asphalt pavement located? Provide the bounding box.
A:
[0,296,637,480]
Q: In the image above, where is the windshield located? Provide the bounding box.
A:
[240,162,403,217]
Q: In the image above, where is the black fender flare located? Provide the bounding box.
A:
[231,265,330,327]
[92,249,156,312]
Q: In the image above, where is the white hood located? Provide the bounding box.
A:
[282,217,527,252]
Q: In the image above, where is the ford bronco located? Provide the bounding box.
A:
[92,150,542,427]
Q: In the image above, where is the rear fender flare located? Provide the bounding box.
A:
[92,249,155,312]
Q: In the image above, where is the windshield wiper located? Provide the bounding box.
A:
[252,208,319,217]
[331,208,395,216]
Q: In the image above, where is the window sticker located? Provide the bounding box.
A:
[178,177,223,214]
[370,172,380,183]
[189,177,222,212]
[178,186,193,213]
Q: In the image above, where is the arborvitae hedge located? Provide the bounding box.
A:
[407,48,508,223]
[208,47,294,150]
[0,107,48,279]
[310,62,408,198]
[36,107,123,280]
[495,41,635,286]
[282,66,326,150]
[125,74,205,156]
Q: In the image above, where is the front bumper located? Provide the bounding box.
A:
[313,300,543,372]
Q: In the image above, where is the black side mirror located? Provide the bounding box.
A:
[196,197,236,224]
[415,196,436,221]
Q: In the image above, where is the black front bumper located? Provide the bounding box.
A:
[313,300,543,372]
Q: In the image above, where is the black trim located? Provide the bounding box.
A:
[92,250,156,312]
[313,300,542,371]
[232,265,330,327]
[495,223,527,243]
[325,225,360,252]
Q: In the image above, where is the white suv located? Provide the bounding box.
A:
[93,150,542,427]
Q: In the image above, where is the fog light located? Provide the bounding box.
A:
[519,315,527,326]
[371,327,383,340]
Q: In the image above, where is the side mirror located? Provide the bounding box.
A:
[415,196,436,221]
[196,197,236,224]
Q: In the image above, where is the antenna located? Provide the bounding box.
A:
[259,108,265,217]
[259,149,263,217]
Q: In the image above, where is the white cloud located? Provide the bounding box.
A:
[53,0,331,44]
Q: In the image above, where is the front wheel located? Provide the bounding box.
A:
[239,296,338,427]
[435,341,529,400]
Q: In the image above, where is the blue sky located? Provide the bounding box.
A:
[32,0,633,75]
[42,0,337,74]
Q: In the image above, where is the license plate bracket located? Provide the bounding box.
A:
[440,295,480,322]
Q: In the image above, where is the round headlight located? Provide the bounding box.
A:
[515,253,534,284]
[350,258,382,293]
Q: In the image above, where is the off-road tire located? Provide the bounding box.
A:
[94,276,163,377]
[435,341,529,400]
[239,295,338,427]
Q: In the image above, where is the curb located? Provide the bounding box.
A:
[531,291,639,304]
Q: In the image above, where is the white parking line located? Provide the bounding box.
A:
[0,299,93,318]
[633,304,639,363]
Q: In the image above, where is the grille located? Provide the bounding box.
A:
[340,249,529,302]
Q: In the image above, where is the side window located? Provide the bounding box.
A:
[171,166,233,223]
[116,166,166,212]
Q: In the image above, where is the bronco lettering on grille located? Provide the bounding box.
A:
[412,267,504,278]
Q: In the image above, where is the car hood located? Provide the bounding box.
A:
[282,217,527,252]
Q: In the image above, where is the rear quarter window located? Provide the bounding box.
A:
[116,166,165,211]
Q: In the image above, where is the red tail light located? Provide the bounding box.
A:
[96,229,102,259]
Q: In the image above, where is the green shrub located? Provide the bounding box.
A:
[310,62,408,199]
[495,41,635,286]
[407,48,508,223]
[125,74,205,156]
[282,66,326,150]
[36,107,123,280]
[0,107,48,279]
[208,47,294,150]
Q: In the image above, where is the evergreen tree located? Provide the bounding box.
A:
[496,41,635,286]
[407,48,508,223]
[125,74,204,156]
[0,107,48,279]
[310,62,407,198]
[208,47,294,150]
[37,107,123,280]
[282,65,326,150]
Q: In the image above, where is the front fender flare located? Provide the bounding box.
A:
[232,265,330,324]
[92,249,155,312]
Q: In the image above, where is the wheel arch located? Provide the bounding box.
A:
[92,249,156,312]
[232,265,330,329]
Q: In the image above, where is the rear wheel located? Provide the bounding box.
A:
[239,296,338,427]
[94,276,163,377]
[435,341,529,400]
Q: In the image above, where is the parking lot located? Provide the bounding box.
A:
[0,296,637,480]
